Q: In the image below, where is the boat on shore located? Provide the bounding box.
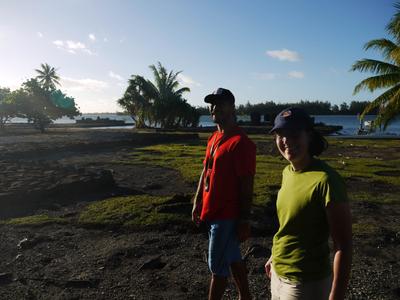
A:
[75,117,128,127]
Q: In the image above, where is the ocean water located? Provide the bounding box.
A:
[312,115,400,136]
[200,115,400,136]
[9,114,400,136]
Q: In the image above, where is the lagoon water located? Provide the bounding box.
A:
[200,115,400,136]
[9,114,400,136]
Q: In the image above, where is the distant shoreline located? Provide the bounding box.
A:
[2,124,400,139]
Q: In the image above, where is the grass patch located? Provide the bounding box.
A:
[126,143,205,184]
[78,194,191,228]
[0,214,67,226]
[4,135,400,230]
[352,222,379,235]
[350,191,400,204]
[121,136,400,206]
[254,155,286,205]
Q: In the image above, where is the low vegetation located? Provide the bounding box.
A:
[3,136,400,234]
[0,214,67,226]
[77,194,189,228]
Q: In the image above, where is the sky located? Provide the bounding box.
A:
[0,0,396,113]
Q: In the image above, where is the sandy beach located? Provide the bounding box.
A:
[0,128,399,299]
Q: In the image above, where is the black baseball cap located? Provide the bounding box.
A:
[269,107,314,133]
[204,88,235,105]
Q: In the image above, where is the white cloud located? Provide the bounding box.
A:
[177,73,201,87]
[53,39,94,55]
[53,40,64,46]
[266,49,300,62]
[61,76,109,92]
[103,37,108,42]
[253,72,277,80]
[89,33,96,41]
[37,32,43,38]
[109,71,124,81]
[288,71,305,79]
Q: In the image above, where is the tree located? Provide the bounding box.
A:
[339,102,349,114]
[118,62,198,128]
[149,62,191,128]
[331,104,340,114]
[351,2,400,129]
[35,63,60,91]
[348,101,376,115]
[15,78,80,132]
[0,87,18,129]
[118,75,155,128]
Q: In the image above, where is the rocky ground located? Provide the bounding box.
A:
[0,128,399,299]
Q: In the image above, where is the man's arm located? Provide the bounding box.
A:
[237,175,254,242]
[192,168,205,226]
[327,201,352,300]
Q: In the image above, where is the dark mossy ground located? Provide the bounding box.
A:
[0,129,399,299]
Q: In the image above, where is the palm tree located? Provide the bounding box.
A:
[119,62,191,128]
[118,75,156,128]
[351,2,400,130]
[149,62,190,128]
[35,63,61,91]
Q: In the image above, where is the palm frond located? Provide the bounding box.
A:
[352,2,400,131]
[34,63,60,89]
[353,73,400,94]
[35,69,45,76]
[350,59,400,74]
[175,87,190,95]
[360,84,400,119]
[364,39,399,62]
[373,89,400,129]
[387,3,400,41]
[149,64,162,90]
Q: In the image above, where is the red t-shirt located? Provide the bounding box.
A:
[200,126,256,221]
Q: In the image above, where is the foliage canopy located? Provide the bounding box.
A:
[0,63,80,132]
[351,2,400,129]
[118,62,199,128]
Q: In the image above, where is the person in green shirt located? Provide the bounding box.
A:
[265,107,352,300]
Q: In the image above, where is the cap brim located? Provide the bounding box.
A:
[268,126,278,134]
[204,94,216,103]
[269,123,309,134]
[204,94,228,104]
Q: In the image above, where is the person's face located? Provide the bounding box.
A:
[275,128,310,164]
[209,101,234,124]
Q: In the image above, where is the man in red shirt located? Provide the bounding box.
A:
[192,88,256,300]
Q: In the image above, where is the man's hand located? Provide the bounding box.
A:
[192,169,204,227]
[192,202,202,226]
[237,221,251,242]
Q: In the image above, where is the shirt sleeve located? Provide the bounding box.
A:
[232,137,256,177]
[320,172,348,206]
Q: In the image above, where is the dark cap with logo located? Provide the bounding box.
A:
[269,107,314,133]
[204,88,235,105]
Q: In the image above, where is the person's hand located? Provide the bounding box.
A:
[265,257,272,279]
[237,221,251,242]
[192,202,202,226]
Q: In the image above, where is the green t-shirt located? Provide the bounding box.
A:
[272,159,348,282]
